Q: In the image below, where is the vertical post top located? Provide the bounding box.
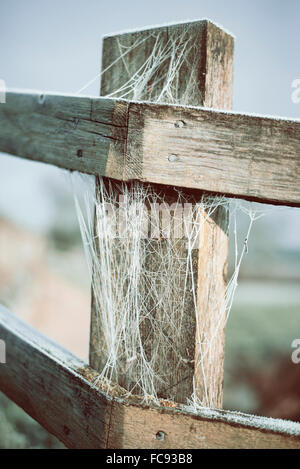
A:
[100,18,234,110]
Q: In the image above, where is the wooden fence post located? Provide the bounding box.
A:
[89,20,234,407]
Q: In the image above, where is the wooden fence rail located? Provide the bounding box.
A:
[1,305,300,449]
[0,91,299,206]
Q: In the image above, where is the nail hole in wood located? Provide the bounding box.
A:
[168,154,178,163]
[156,431,166,440]
[175,120,185,128]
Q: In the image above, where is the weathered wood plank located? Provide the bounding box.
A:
[1,306,300,449]
[0,90,128,177]
[107,402,300,449]
[0,305,112,449]
[133,102,300,206]
[0,91,299,206]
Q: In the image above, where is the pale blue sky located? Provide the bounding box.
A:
[1,0,299,116]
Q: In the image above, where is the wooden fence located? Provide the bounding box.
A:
[0,19,300,449]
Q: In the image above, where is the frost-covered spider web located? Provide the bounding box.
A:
[72,22,264,408]
[72,174,263,407]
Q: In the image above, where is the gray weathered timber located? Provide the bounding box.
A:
[101,20,234,109]
[0,305,111,449]
[0,90,128,176]
[88,19,233,407]
[0,91,299,206]
[1,306,300,449]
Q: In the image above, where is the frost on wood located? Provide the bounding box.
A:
[103,18,236,40]
[183,404,300,437]
[79,21,211,106]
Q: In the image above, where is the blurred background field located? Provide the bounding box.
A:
[0,0,299,449]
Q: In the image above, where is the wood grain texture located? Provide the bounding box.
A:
[0,91,299,206]
[194,206,228,407]
[131,102,300,206]
[124,20,232,407]
[89,20,233,406]
[0,90,128,177]
[192,21,232,407]
[107,402,300,450]
[204,21,234,109]
[101,20,209,106]
[1,306,300,449]
[0,305,112,449]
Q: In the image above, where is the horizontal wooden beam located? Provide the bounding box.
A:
[0,305,112,449]
[130,102,300,207]
[1,305,300,449]
[0,90,128,178]
[0,90,299,206]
